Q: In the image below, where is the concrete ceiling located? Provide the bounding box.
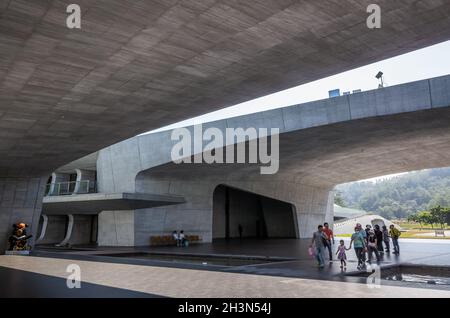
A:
[2,0,450,176]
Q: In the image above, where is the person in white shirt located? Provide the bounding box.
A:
[179,230,187,247]
[172,230,180,247]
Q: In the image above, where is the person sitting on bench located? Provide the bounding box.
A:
[179,230,188,247]
[172,230,181,247]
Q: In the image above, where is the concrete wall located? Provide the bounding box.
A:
[0,177,47,253]
[130,174,331,245]
[69,215,95,245]
[91,76,450,247]
[133,180,214,245]
[261,196,297,238]
[98,210,134,246]
[213,185,297,239]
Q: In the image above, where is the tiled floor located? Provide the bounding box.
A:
[0,265,158,298]
[1,255,449,298]
[3,238,449,297]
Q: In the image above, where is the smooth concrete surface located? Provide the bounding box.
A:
[35,215,67,245]
[98,210,135,247]
[67,214,93,246]
[2,1,450,177]
[0,265,157,298]
[42,192,185,214]
[89,75,450,246]
[212,185,297,239]
[0,177,47,253]
[131,177,331,244]
[96,75,450,193]
[1,254,450,298]
[2,1,450,253]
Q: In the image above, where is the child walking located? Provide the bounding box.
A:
[336,240,349,269]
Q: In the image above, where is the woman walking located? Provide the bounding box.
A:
[349,226,366,270]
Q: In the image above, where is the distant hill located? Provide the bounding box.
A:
[335,167,450,220]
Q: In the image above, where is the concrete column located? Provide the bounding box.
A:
[56,214,74,247]
[74,169,96,194]
[0,177,47,254]
[36,214,48,243]
[324,190,335,229]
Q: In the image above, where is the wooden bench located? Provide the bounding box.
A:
[149,235,202,246]
[435,229,446,237]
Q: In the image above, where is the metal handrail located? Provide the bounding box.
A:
[45,180,97,196]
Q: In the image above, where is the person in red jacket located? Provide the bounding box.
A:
[323,222,335,261]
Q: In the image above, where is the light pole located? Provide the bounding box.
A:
[376,71,384,88]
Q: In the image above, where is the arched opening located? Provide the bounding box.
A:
[212,185,298,240]
[371,218,386,229]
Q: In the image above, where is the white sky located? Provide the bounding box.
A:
[148,40,450,134]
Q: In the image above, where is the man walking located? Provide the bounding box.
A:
[389,224,401,254]
[310,225,328,268]
[323,222,335,261]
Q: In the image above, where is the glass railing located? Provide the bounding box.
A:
[45,180,97,196]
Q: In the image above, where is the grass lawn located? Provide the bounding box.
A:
[335,221,450,239]
[397,222,450,231]
[335,234,352,238]
[399,230,450,239]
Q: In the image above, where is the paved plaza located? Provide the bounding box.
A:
[1,238,449,297]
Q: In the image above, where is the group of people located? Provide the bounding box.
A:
[310,222,401,270]
[172,230,188,247]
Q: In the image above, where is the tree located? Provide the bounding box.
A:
[407,213,420,229]
[416,211,435,230]
[334,191,346,207]
[335,167,450,220]
[429,205,450,229]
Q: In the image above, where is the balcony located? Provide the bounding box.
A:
[45,180,97,196]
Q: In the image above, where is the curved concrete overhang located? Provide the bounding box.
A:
[129,75,450,189]
[42,192,185,215]
[2,1,450,176]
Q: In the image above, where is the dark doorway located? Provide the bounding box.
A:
[213,185,297,239]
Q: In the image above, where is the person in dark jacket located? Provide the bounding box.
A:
[374,224,384,254]
[382,225,390,252]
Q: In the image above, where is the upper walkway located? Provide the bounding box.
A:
[98,74,450,192]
